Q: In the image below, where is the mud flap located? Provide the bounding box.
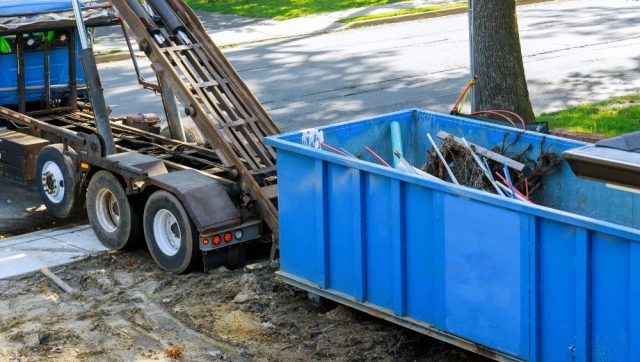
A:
[202,244,246,272]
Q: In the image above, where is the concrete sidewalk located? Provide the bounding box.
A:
[0,224,107,280]
[94,0,463,53]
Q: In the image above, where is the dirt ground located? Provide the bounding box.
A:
[0,246,492,362]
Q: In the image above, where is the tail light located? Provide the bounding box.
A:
[223,232,232,243]
[213,235,221,245]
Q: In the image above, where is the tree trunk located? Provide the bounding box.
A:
[472,1,535,123]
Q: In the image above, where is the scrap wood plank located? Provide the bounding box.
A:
[436,130,530,174]
[40,267,74,293]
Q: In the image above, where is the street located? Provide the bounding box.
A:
[101,0,640,131]
[2,0,640,233]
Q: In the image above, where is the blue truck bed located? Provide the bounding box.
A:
[264,109,640,362]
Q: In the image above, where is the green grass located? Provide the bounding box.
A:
[537,94,640,137]
[94,49,125,56]
[184,0,409,20]
[339,1,466,23]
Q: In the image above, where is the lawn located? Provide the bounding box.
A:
[183,0,408,20]
[537,94,640,137]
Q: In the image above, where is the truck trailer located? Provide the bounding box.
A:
[0,0,280,273]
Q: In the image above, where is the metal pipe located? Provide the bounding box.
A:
[339,147,356,158]
[0,84,88,93]
[124,0,165,45]
[71,0,89,49]
[72,0,116,154]
[69,30,77,110]
[481,157,505,197]
[495,182,528,202]
[0,4,112,18]
[147,0,191,44]
[16,33,25,113]
[493,171,530,202]
[502,162,518,200]
[43,34,51,109]
[458,134,504,196]
[426,133,459,185]
[158,75,186,142]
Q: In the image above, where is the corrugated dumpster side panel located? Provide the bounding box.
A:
[439,194,527,355]
[277,151,319,284]
[276,148,530,359]
[267,109,640,361]
[536,223,640,362]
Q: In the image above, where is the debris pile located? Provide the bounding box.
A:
[422,131,563,202]
[307,123,564,204]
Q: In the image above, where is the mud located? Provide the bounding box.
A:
[0,249,491,362]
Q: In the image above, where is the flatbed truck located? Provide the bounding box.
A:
[0,0,280,273]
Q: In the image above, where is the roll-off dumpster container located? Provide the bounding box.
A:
[264,109,640,362]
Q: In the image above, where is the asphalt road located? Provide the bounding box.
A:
[2,0,639,233]
[102,0,640,132]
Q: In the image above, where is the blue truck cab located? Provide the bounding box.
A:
[0,0,86,109]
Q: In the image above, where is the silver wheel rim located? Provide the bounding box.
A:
[41,161,65,203]
[153,209,181,256]
[95,189,120,233]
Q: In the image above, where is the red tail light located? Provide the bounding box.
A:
[202,238,209,245]
[213,235,221,245]
[223,232,232,243]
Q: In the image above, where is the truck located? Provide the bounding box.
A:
[2,1,639,361]
[0,0,280,273]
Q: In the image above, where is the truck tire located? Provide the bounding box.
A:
[36,144,85,218]
[160,124,204,144]
[87,171,144,250]
[143,190,200,273]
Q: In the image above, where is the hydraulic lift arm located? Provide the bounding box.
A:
[106,0,280,241]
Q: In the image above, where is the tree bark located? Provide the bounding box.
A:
[472,1,535,122]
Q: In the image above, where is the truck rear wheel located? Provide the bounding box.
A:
[87,171,144,250]
[143,190,200,273]
[36,144,85,218]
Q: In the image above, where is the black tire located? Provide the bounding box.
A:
[87,171,144,250]
[160,124,204,144]
[143,190,200,273]
[35,144,85,218]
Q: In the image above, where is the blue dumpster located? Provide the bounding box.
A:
[264,109,640,362]
[0,0,86,106]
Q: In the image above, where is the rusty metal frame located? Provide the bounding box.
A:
[107,0,279,240]
[277,272,522,362]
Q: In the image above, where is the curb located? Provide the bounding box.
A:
[342,7,466,30]
[95,51,146,64]
[94,0,559,62]
[95,52,131,64]
[343,0,557,30]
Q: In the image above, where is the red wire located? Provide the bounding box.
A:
[490,110,527,129]
[364,146,391,167]
[450,77,477,114]
[470,110,517,128]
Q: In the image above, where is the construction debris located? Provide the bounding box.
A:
[40,268,74,293]
[422,132,563,202]
[306,127,562,204]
